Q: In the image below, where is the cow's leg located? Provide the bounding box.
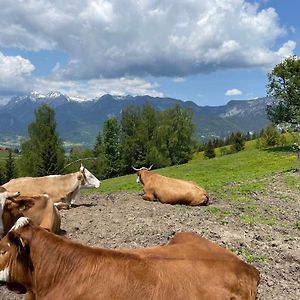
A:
[142,193,155,201]
[54,202,70,210]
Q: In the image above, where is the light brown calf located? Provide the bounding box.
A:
[134,166,209,205]
[0,218,260,300]
[0,186,61,236]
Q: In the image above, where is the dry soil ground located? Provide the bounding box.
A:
[1,171,299,299]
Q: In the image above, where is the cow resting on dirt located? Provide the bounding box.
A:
[0,217,260,300]
[0,186,61,237]
[133,166,209,205]
[2,164,100,210]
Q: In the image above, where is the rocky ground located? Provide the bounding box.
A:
[1,171,299,299]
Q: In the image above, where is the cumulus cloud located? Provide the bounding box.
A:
[34,77,163,99]
[0,0,295,80]
[225,88,242,96]
[0,52,162,100]
[0,51,35,91]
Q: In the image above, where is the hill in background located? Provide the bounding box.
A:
[0,91,272,147]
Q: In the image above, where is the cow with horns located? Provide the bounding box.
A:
[2,164,100,210]
[133,166,209,206]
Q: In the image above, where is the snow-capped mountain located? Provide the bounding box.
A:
[0,92,270,146]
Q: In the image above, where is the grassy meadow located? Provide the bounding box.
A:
[95,138,297,195]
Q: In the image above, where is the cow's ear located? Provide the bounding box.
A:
[17,199,35,211]
[8,231,29,255]
[10,198,35,211]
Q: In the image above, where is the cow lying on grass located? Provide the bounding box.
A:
[133,166,209,205]
[2,164,100,210]
[0,187,61,237]
[0,217,260,300]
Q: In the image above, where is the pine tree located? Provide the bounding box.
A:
[103,118,121,178]
[19,104,65,176]
[259,124,279,147]
[93,131,104,156]
[0,165,5,184]
[230,131,245,153]
[204,140,216,159]
[159,104,195,165]
[5,149,16,181]
[120,105,143,172]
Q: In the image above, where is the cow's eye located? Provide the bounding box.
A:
[0,249,6,255]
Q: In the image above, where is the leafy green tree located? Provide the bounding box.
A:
[204,140,216,159]
[230,131,245,153]
[5,149,16,181]
[19,104,65,176]
[266,55,300,170]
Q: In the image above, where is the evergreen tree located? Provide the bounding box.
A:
[120,105,143,172]
[204,140,216,159]
[5,149,16,181]
[160,104,195,165]
[103,118,121,178]
[230,131,245,153]
[259,124,280,147]
[19,104,65,176]
[0,165,5,184]
[93,131,104,157]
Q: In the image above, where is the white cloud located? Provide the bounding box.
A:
[34,77,163,99]
[225,88,242,96]
[0,51,163,99]
[0,51,35,91]
[172,77,186,83]
[0,0,295,80]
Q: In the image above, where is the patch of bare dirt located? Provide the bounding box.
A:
[1,172,299,299]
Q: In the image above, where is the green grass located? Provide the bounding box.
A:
[233,247,270,264]
[284,175,300,191]
[95,142,296,194]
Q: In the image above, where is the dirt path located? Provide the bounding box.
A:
[1,172,299,299]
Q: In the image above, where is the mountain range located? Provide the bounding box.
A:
[0,91,272,147]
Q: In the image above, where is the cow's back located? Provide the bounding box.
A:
[130,232,259,299]
[147,174,208,205]
[2,174,77,203]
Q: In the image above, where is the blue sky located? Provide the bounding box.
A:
[0,0,299,106]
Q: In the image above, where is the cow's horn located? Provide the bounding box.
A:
[7,191,20,198]
[132,166,140,171]
[148,165,153,170]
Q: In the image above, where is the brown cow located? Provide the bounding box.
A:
[0,217,260,300]
[0,186,61,237]
[133,166,209,205]
[2,164,100,210]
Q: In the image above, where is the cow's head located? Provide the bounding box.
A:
[1,197,35,237]
[0,187,21,237]
[0,217,33,293]
[79,164,101,189]
[132,165,153,184]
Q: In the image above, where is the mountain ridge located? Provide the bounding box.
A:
[0,92,271,147]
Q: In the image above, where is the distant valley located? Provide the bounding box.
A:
[0,91,272,147]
